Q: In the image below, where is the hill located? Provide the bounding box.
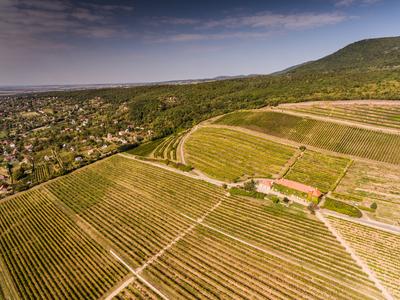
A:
[290,36,400,73]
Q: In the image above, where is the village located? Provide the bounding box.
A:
[0,94,152,198]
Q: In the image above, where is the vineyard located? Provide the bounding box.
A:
[333,160,400,224]
[46,155,228,269]
[153,131,186,161]
[328,216,400,299]
[0,189,127,300]
[284,150,351,193]
[216,111,400,164]
[0,154,392,299]
[33,164,52,183]
[283,102,400,130]
[184,127,296,182]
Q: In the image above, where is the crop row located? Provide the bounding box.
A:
[202,196,380,295]
[0,189,127,300]
[185,127,295,182]
[287,105,400,129]
[284,150,351,192]
[114,278,161,300]
[216,111,400,164]
[33,164,51,184]
[153,131,186,161]
[327,216,400,299]
[139,225,381,300]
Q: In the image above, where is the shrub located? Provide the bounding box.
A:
[323,198,362,218]
[370,202,378,210]
[299,145,307,151]
[229,187,265,199]
[243,180,256,192]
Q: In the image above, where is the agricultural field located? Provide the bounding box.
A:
[215,111,400,164]
[153,131,186,161]
[284,150,351,193]
[333,160,400,225]
[0,189,127,300]
[184,126,296,182]
[0,154,389,299]
[46,155,228,268]
[33,164,52,183]
[328,216,400,299]
[282,102,400,130]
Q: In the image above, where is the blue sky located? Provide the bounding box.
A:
[0,0,398,85]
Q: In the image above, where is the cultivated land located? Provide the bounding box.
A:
[215,111,400,164]
[284,150,351,193]
[328,216,400,299]
[333,160,400,225]
[184,127,296,182]
[0,189,127,300]
[0,155,388,300]
[281,101,400,130]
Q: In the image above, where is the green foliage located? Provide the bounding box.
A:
[243,180,256,192]
[370,202,378,210]
[291,37,400,73]
[323,198,362,218]
[127,138,164,156]
[229,187,266,199]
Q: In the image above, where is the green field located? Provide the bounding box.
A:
[328,216,400,299]
[153,131,186,161]
[284,150,351,193]
[184,126,296,182]
[284,103,400,129]
[333,160,400,225]
[0,154,385,299]
[127,138,165,157]
[216,111,400,164]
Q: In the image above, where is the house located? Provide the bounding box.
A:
[257,179,274,193]
[274,179,322,201]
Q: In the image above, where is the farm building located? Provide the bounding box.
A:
[257,179,274,193]
[274,178,322,202]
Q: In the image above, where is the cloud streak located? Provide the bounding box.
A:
[0,0,133,49]
[155,11,349,43]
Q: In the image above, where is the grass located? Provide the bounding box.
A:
[229,187,266,199]
[216,111,400,165]
[323,197,362,218]
[184,126,296,182]
[284,151,351,193]
[334,160,400,224]
[126,138,165,156]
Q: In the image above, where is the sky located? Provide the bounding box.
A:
[0,0,399,86]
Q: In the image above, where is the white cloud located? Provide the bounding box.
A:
[201,12,347,30]
[335,0,381,7]
[154,11,349,43]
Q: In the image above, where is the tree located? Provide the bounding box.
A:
[370,202,378,210]
[6,163,13,184]
[243,180,256,192]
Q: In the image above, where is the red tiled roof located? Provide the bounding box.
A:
[275,179,322,197]
[258,179,274,188]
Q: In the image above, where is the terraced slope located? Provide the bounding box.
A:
[328,216,400,299]
[184,127,296,182]
[284,151,351,192]
[334,160,400,224]
[216,111,400,164]
[284,103,400,129]
[0,189,127,300]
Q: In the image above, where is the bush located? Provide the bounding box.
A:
[243,180,256,192]
[299,145,307,151]
[370,202,378,210]
[229,187,266,199]
[323,198,362,218]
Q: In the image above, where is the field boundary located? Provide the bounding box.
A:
[317,212,394,300]
[110,250,169,300]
